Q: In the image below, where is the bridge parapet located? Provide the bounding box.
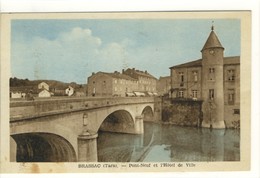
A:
[10,97,155,121]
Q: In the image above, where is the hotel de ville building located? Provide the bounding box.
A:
[170,26,240,129]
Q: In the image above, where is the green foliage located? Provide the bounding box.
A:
[10,77,31,87]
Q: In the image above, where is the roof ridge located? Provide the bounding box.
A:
[100,71,137,80]
[170,56,240,69]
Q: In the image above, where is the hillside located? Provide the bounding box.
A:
[9,77,86,90]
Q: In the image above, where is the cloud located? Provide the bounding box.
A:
[12,27,130,83]
[57,27,102,47]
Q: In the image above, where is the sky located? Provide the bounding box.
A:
[11,19,240,84]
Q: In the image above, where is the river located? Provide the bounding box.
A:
[97,122,240,162]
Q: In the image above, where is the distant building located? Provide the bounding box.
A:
[74,91,85,97]
[87,71,138,97]
[10,92,23,98]
[10,87,27,98]
[157,76,171,96]
[38,89,52,97]
[50,87,66,96]
[73,85,86,97]
[169,26,240,129]
[122,68,157,93]
[10,86,36,99]
[65,86,74,96]
[10,82,52,99]
[38,82,49,91]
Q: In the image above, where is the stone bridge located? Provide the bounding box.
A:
[10,97,157,162]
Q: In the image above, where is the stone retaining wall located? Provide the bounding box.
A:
[162,99,203,127]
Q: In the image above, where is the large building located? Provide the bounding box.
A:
[87,71,138,97]
[170,26,240,129]
[122,68,157,93]
[87,69,158,97]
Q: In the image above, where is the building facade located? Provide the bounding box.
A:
[38,89,52,97]
[157,76,171,96]
[38,82,49,91]
[65,86,74,96]
[170,26,240,129]
[122,68,157,93]
[10,87,27,99]
[87,71,138,97]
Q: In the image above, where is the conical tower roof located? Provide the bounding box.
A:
[201,26,224,51]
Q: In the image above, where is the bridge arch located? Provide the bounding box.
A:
[11,132,77,162]
[99,109,135,134]
[142,106,154,122]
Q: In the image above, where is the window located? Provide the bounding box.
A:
[228,89,235,105]
[233,109,240,115]
[209,89,214,100]
[192,90,198,98]
[227,69,235,81]
[114,87,117,91]
[209,68,215,73]
[114,79,117,84]
[179,91,184,98]
[209,68,215,81]
[179,72,184,82]
[193,71,198,82]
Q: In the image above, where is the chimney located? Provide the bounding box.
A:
[145,70,147,74]
[132,68,135,71]
[92,72,95,75]
[122,69,125,73]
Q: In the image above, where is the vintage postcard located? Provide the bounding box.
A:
[0,11,251,173]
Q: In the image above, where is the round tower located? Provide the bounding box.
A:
[201,25,225,129]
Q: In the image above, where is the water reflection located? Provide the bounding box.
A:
[97,122,240,162]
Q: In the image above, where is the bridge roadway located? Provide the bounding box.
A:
[10,96,158,162]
